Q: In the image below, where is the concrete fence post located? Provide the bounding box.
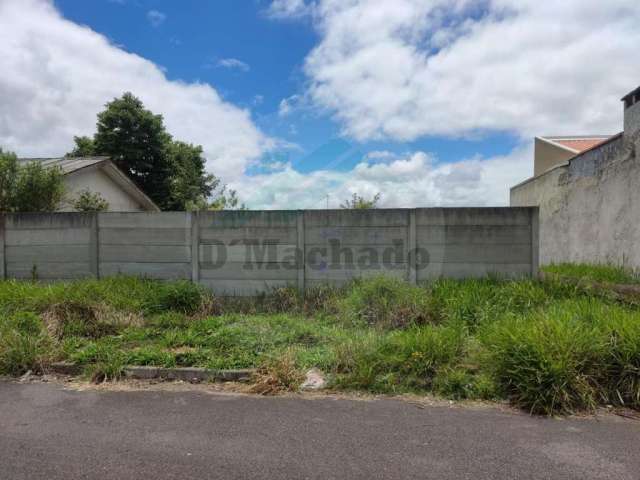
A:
[408,209,417,285]
[531,208,540,278]
[297,210,305,292]
[191,211,200,283]
[89,212,99,278]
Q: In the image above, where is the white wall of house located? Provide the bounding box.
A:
[61,167,146,212]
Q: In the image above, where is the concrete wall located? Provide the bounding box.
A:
[62,168,147,212]
[0,208,539,295]
[511,134,640,267]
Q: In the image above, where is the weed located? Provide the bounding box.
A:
[339,276,432,329]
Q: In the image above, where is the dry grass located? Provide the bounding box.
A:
[249,349,305,395]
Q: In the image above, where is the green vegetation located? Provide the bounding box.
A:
[0,270,639,416]
[67,92,242,211]
[543,262,640,285]
[0,148,65,212]
[72,189,110,212]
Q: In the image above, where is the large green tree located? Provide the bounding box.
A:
[0,149,65,212]
[68,93,240,211]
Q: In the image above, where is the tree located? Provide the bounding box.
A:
[68,93,173,209]
[340,192,381,209]
[72,189,109,212]
[68,93,237,211]
[0,148,65,212]
[165,141,216,211]
[67,136,96,157]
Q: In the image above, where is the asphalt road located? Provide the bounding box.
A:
[1,381,639,480]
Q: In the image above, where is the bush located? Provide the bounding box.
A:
[339,276,432,329]
[148,280,207,315]
[0,312,51,376]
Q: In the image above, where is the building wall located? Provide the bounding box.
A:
[511,134,640,267]
[0,209,539,295]
[61,167,146,212]
[534,138,574,177]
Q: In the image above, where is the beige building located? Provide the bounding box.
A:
[511,85,640,268]
[19,157,159,212]
[532,135,612,177]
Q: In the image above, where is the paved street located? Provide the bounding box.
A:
[0,381,638,480]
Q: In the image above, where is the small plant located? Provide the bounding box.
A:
[0,312,52,376]
[250,348,305,395]
[339,276,432,329]
[149,280,207,315]
[72,189,109,212]
[83,342,126,383]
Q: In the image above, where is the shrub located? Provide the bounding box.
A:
[148,280,207,315]
[0,312,52,376]
[339,276,432,329]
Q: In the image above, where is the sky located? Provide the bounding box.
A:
[1,0,639,209]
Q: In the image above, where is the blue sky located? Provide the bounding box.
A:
[1,1,638,208]
[54,0,518,173]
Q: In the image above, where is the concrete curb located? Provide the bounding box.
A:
[124,366,255,383]
[49,362,255,383]
[49,362,83,376]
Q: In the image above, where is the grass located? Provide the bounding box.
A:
[0,269,639,416]
[543,263,640,285]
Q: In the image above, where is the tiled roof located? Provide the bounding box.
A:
[541,136,612,154]
[554,138,609,153]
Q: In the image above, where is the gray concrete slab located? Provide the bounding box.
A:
[0,381,638,480]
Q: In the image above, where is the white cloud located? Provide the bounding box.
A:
[0,0,271,180]
[299,0,640,141]
[267,0,314,19]
[231,145,532,209]
[217,58,250,72]
[147,9,166,27]
[278,94,302,117]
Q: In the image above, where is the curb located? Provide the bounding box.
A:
[49,362,255,383]
[124,366,255,383]
[49,362,83,376]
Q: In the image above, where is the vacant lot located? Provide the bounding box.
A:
[1,264,639,415]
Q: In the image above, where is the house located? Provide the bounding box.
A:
[511,85,640,268]
[18,156,160,212]
[532,135,612,177]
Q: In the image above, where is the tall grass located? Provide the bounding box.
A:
[0,274,638,415]
[543,263,640,285]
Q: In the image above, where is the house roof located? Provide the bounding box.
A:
[539,135,613,155]
[18,156,160,212]
[18,156,111,174]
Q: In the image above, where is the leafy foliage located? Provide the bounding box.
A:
[0,149,65,212]
[68,93,239,211]
[72,189,109,212]
[340,192,381,209]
